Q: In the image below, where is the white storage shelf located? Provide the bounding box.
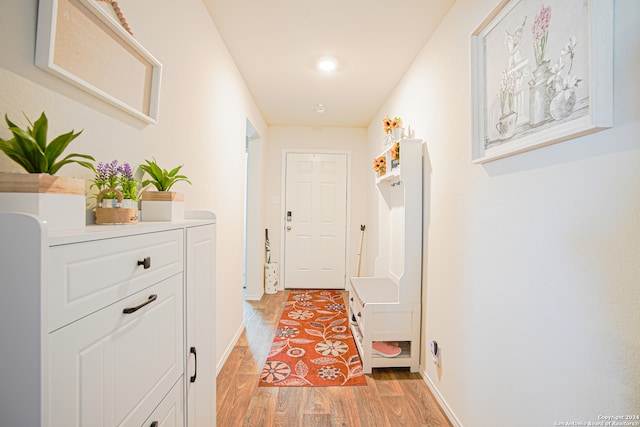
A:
[349,277,421,373]
[350,139,424,374]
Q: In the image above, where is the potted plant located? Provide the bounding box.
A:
[0,112,95,230]
[92,160,139,208]
[382,115,403,145]
[91,160,140,225]
[547,36,582,121]
[139,158,191,221]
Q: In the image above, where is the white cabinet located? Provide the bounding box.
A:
[185,224,216,426]
[0,212,216,427]
[349,139,424,374]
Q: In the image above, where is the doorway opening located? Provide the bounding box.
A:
[243,119,263,300]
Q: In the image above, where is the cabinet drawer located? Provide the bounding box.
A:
[365,304,417,340]
[142,378,184,427]
[49,229,184,331]
[48,275,184,427]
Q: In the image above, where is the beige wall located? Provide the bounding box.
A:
[367,0,640,425]
[264,126,369,285]
[0,0,267,371]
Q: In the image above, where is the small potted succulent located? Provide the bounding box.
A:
[139,158,191,221]
[0,112,95,230]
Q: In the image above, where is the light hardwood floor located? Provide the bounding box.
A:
[216,290,453,427]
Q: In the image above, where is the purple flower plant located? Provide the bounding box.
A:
[118,162,138,201]
[93,160,139,201]
[94,160,119,191]
[119,162,134,181]
[532,5,551,66]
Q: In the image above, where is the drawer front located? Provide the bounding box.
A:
[142,378,184,427]
[48,275,184,427]
[367,305,416,339]
[49,229,184,331]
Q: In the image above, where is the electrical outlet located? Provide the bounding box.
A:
[430,340,439,365]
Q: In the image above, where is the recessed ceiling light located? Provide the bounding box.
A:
[315,103,326,113]
[317,58,337,72]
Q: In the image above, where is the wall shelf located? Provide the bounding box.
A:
[374,142,402,185]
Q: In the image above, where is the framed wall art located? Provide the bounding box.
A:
[35,0,162,124]
[470,0,613,163]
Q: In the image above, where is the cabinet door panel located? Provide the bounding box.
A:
[49,229,184,331]
[48,275,184,427]
[185,224,216,426]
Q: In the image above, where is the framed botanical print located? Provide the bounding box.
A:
[471,0,613,163]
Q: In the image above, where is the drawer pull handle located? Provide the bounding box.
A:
[190,346,198,383]
[150,422,158,427]
[137,257,151,269]
[123,294,157,314]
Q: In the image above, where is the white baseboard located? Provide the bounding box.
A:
[419,369,464,427]
[216,321,246,376]
[244,293,262,301]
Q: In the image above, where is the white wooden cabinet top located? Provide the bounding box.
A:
[350,277,399,304]
[48,212,216,246]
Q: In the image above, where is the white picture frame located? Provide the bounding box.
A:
[470,0,613,163]
[35,0,162,124]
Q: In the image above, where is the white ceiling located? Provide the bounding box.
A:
[202,0,455,127]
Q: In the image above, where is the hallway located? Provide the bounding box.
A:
[216,290,452,426]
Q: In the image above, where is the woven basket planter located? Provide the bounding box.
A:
[95,188,138,225]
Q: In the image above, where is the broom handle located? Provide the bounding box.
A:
[356,225,365,277]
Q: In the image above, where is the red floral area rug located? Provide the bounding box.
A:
[258,289,367,387]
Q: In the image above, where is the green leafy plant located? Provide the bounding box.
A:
[140,158,191,192]
[0,112,95,174]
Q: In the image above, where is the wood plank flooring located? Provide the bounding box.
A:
[216,290,453,427]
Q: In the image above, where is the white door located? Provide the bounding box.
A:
[284,152,348,289]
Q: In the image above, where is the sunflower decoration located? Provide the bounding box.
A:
[382,116,393,134]
[390,142,400,162]
[382,115,402,135]
[372,156,386,174]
